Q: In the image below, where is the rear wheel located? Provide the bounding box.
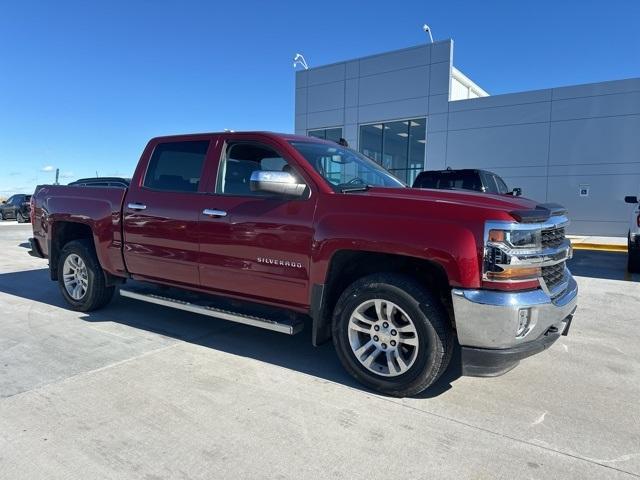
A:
[0,211,4,221]
[57,239,115,311]
[628,232,640,273]
[332,273,453,397]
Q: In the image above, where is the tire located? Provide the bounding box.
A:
[332,273,453,397]
[0,211,4,221]
[628,233,640,273]
[16,211,27,223]
[57,239,115,311]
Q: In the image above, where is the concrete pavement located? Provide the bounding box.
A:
[0,224,639,479]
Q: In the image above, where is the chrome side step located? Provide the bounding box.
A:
[119,288,304,335]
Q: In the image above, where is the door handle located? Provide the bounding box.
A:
[128,203,147,210]
[203,209,227,217]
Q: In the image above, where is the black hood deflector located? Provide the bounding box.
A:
[510,203,568,224]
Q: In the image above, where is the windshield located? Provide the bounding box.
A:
[290,141,405,191]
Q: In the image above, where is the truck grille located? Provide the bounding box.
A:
[541,225,568,297]
[542,263,566,293]
[542,227,565,249]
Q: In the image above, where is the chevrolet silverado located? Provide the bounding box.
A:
[30,132,578,396]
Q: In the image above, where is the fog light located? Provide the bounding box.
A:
[516,308,531,337]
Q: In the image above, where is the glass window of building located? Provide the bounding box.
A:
[307,128,342,143]
[358,118,426,184]
[359,124,383,164]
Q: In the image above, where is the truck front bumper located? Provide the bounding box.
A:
[451,273,578,377]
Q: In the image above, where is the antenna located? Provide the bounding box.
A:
[422,24,434,43]
[293,53,309,70]
[54,168,60,185]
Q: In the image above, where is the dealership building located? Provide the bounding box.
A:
[294,40,640,236]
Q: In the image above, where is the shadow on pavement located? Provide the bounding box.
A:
[0,267,462,398]
[568,250,639,282]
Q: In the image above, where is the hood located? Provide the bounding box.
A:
[361,187,563,223]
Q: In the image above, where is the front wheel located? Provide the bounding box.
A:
[332,273,453,397]
[58,239,115,311]
[16,211,28,223]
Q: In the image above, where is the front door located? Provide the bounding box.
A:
[197,138,317,308]
[123,139,214,287]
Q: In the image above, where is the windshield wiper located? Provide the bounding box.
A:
[340,185,370,193]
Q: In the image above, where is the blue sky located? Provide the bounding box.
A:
[0,0,638,196]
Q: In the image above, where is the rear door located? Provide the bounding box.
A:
[197,135,317,308]
[122,137,217,287]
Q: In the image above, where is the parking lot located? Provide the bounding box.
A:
[0,222,638,479]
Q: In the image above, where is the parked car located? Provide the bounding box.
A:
[68,177,130,188]
[30,132,577,397]
[624,195,640,272]
[413,168,522,196]
[0,194,32,222]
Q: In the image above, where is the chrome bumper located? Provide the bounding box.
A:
[451,273,578,350]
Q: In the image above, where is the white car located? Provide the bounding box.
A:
[625,195,640,273]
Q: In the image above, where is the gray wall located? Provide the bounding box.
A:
[295,40,453,151]
[435,78,640,236]
[295,42,640,236]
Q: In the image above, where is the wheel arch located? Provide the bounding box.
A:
[310,250,453,346]
[49,221,94,281]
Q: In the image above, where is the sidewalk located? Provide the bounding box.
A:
[567,235,627,252]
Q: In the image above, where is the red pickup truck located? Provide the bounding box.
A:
[30,132,577,396]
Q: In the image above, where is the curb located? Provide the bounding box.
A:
[571,242,627,253]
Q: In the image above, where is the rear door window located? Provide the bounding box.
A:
[144,141,209,192]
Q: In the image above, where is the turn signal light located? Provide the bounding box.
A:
[486,266,541,281]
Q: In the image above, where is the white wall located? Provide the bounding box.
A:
[450,67,489,101]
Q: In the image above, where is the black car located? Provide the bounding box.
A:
[0,194,32,222]
[68,177,131,188]
[412,168,522,196]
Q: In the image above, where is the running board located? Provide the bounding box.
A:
[119,287,304,335]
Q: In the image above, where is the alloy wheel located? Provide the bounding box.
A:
[347,299,419,377]
[62,254,89,300]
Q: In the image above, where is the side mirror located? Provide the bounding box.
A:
[250,171,306,197]
[511,187,522,197]
[625,196,639,204]
[1,201,5,204]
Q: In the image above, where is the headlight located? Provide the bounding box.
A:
[484,227,543,285]
[488,229,541,250]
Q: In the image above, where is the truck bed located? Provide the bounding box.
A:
[31,184,128,277]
